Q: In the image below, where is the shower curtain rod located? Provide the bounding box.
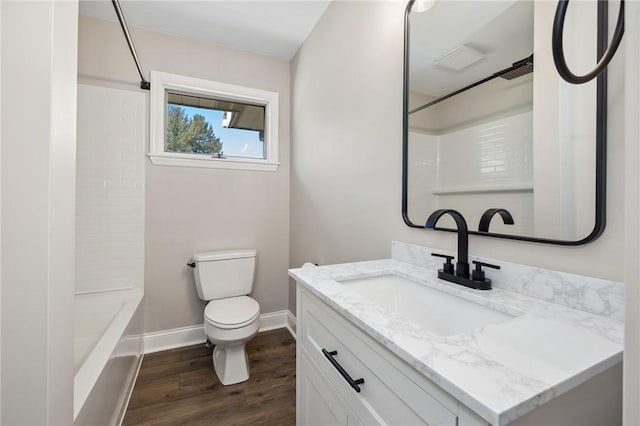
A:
[112,0,150,90]
[408,54,533,115]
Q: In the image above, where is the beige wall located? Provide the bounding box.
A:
[2,1,77,423]
[290,0,625,315]
[78,16,291,333]
[289,1,400,307]
[624,2,640,423]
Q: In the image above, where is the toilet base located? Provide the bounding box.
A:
[213,343,250,385]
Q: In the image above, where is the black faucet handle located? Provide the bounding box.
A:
[431,253,455,274]
[471,260,500,281]
[473,260,500,270]
[431,253,454,261]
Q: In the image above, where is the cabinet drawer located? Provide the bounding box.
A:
[298,349,364,426]
[300,289,457,426]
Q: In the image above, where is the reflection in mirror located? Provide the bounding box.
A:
[404,0,606,243]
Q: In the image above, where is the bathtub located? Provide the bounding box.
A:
[74,289,144,425]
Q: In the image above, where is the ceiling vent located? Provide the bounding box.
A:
[434,45,485,72]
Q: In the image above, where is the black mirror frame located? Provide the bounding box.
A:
[402,0,608,245]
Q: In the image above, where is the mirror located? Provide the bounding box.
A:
[402,0,607,244]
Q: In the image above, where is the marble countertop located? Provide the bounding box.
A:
[289,259,623,426]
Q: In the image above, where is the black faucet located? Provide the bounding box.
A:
[425,209,470,278]
[478,208,514,232]
[425,209,498,290]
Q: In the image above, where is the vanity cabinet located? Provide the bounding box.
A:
[292,251,624,426]
[297,286,462,426]
[295,282,622,426]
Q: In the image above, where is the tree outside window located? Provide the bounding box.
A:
[166,105,222,155]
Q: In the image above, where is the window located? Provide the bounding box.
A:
[149,71,279,171]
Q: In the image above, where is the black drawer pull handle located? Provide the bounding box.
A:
[322,348,365,393]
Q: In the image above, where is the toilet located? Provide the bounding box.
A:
[191,249,260,385]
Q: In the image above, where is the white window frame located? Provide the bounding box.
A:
[149,70,279,172]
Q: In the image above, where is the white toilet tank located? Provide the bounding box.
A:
[192,249,256,301]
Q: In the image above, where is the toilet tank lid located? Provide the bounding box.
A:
[192,249,256,262]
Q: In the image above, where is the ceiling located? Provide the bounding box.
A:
[79,0,331,61]
[409,0,534,97]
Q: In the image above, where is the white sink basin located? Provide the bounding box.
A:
[338,274,516,336]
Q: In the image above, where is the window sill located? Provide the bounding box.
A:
[147,153,280,172]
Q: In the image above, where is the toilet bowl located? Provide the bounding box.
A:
[191,249,260,385]
[204,295,260,385]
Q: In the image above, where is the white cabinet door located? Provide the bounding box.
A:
[299,287,457,426]
[298,350,362,426]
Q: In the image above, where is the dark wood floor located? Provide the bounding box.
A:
[123,328,296,426]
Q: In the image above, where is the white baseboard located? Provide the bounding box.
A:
[258,310,290,332]
[144,324,206,354]
[143,310,297,354]
[286,310,297,339]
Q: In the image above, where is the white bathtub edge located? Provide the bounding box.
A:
[74,289,143,420]
[143,310,297,354]
[116,353,144,426]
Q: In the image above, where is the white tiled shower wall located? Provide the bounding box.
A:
[75,85,146,293]
[437,111,533,190]
[408,111,534,233]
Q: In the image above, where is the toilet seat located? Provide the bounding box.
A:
[205,296,260,330]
